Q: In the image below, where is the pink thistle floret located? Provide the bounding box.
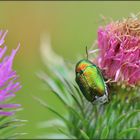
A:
[97,18,140,86]
[0,30,21,116]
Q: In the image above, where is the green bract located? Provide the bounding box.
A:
[75,59,108,104]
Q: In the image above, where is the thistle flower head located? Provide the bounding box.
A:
[0,30,21,116]
[97,17,140,86]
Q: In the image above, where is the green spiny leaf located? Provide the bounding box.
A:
[112,113,126,128]
[117,128,138,138]
[72,84,84,106]
[80,129,90,139]
[125,110,140,123]
[57,128,75,139]
[100,126,109,139]
[33,96,75,130]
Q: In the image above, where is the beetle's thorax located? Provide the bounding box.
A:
[75,59,93,73]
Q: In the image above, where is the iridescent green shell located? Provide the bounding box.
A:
[75,59,107,102]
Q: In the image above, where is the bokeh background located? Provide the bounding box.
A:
[0,1,140,138]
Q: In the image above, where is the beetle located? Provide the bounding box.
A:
[75,48,109,104]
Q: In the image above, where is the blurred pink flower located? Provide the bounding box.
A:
[0,30,21,116]
[97,18,140,86]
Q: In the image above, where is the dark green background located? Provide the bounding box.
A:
[0,1,140,138]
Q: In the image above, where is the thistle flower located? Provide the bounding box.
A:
[97,17,140,86]
[0,30,21,116]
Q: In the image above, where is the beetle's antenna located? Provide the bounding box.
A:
[86,46,89,60]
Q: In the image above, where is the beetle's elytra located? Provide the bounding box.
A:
[75,59,108,104]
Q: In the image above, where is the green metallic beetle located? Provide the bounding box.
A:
[75,50,109,104]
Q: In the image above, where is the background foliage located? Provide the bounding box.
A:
[0,1,140,138]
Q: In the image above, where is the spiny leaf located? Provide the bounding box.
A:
[57,128,75,139]
[51,89,67,106]
[43,88,85,125]
[33,96,74,130]
[125,110,140,123]
[135,122,140,127]
[40,72,69,103]
[49,63,69,79]
[117,128,138,138]
[69,94,85,116]
[72,84,84,106]
[80,129,90,139]
[39,119,66,128]
[111,113,126,128]
[49,69,85,115]
[100,126,109,139]
[63,78,83,106]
